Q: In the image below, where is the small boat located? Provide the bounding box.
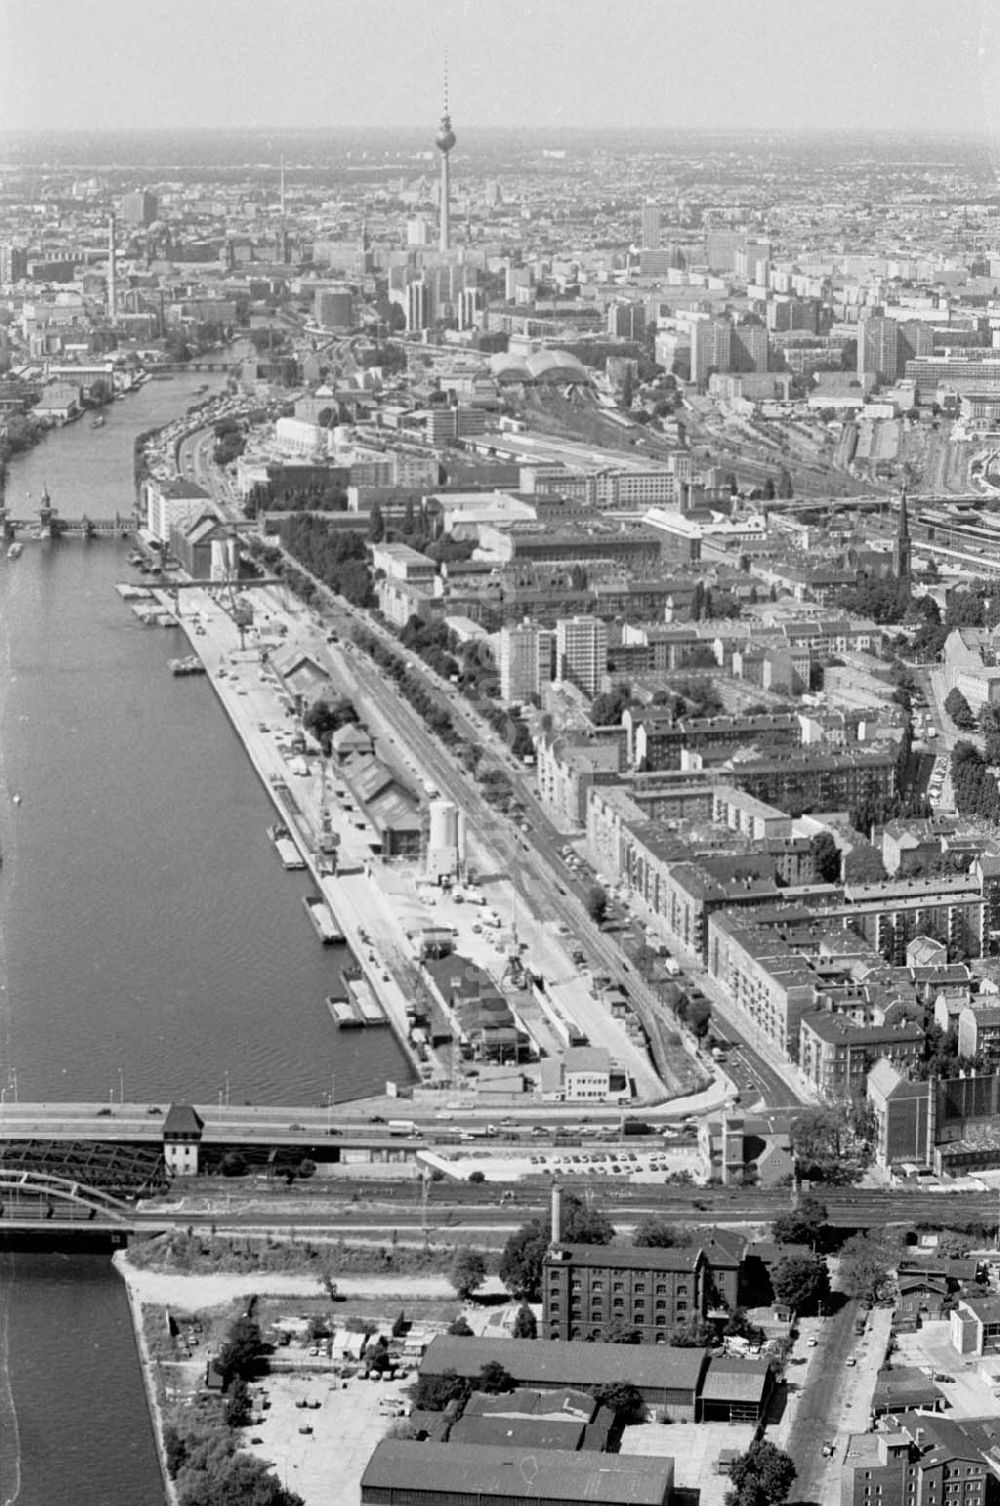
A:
[6,542,22,560]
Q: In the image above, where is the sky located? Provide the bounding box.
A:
[1,0,998,137]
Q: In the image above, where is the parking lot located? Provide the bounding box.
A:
[892,1321,1000,1418]
[419,1139,703,1183]
[243,1363,415,1506]
[621,1419,757,1506]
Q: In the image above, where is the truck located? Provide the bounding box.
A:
[387,1119,419,1137]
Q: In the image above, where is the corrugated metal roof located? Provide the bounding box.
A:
[422,1335,707,1392]
[449,1415,585,1451]
[361,1441,673,1505]
[700,1359,771,1404]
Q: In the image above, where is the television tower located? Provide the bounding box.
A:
[107,214,117,323]
[435,59,456,253]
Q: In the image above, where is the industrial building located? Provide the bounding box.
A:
[361,1441,676,1506]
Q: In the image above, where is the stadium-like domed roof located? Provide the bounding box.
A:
[488,352,531,382]
[525,349,589,382]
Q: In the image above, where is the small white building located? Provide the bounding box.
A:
[162,1104,204,1176]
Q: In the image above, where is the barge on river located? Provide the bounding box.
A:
[326,967,387,1028]
[302,894,345,945]
[268,822,306,871]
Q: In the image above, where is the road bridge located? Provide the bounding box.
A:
[0,498,136,541]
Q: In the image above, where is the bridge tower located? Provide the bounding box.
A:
[38,484,56,539]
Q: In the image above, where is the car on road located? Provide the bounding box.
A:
[807,1336,818,1347]
[845,1357,856,1367]
[822,1442,834,1458]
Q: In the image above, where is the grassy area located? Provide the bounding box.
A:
[126,1229,491,1277]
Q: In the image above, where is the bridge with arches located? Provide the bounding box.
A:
[0,1169,139,1227]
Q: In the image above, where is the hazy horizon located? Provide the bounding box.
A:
[1,0,998,139]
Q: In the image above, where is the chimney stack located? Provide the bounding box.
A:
[551,1183,562,1245]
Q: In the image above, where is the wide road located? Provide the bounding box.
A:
[785,1297,862,1503]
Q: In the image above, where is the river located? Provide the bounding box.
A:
[0,367,411,1504]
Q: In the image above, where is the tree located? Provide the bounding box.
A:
[944,686,976,730]
[590,1381,644,1422]
[225,1376,253,1428]
[771,1197,828,1250]
[668,1318,712,1347]
[633,1218,691,1248]
[413,1369,472,1412]
[687,996,712,1039]
[590,688,630,726]
[500,1194,615,1300]
[810,831,841,884]
[777,466,794,500]
[771,1253,830,1314]
[368,502,385,544]
[511,1303,538,1339]
[982,703,1000,765]
[216,1315,265,1386]
[790,1105,855,1184]
[450,1247,487,1300]
[302,695,358,749]
[448,1314,474,1337]
[586,885,609,926]
[839,1233,895,1305]
[478,1361,514,1394]
[726,1441,796,1506]
[723,1309,765,1346]
[391,1310,407,1338]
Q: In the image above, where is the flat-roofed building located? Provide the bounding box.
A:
[798,1013,924,1100]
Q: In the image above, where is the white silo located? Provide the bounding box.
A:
[427,799,460,878]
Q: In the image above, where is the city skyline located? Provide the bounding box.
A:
[1,0,998,138]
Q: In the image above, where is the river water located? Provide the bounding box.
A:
[0,368,411,1503]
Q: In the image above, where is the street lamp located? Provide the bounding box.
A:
[119,1067,125,1105]
[327,1072,335,1134]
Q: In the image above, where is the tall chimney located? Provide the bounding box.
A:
[550,1183,562,1245]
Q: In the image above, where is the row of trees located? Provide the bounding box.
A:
[275,515,374,607]
[951,740,1000,822]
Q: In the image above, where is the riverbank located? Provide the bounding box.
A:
[113,1249,477,1506]
[120,1267,180,1506]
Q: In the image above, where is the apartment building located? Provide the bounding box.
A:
[797,1012,923,1100]
[498,618,556,702]
[555,616,608,696]
[841,1418,997,1506]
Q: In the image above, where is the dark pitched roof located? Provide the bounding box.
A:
[163,1104,204,1138]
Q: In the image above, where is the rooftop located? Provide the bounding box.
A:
[361,1441,673,1505]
